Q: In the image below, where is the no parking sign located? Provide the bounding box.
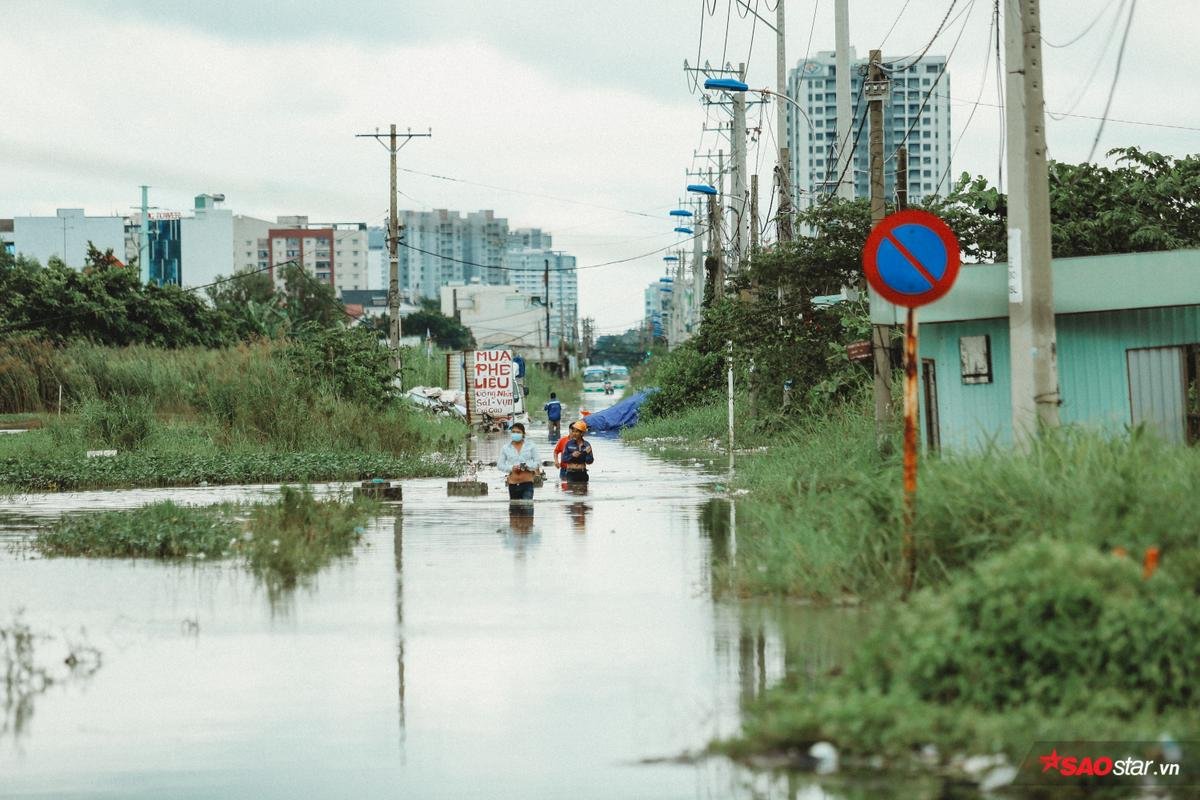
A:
[861,208,960,596]
[862,209,960,308]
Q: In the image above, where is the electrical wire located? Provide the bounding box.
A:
[994,0,1005,192]
[1041,0,1121,48]
[887,0,959,73]
[894,0,976,156]
[720,0,734,67]
[1085,0,1138,163]
[1047,0,1129,118]
[879,0,914,49]
[396,231,704,274]
[934,3,997,195]
[397,167,662,219]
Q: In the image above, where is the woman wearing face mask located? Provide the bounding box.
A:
[497,422,540,501]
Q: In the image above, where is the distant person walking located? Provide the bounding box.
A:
[497,422,540,500]
[544,392,562,438]
[560,420,594,484]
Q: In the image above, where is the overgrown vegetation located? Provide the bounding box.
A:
[0,333,464,491]
[36,487,375,594]
[623,147,1200,772]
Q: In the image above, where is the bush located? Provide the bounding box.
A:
[735,540,1200,760]
[640,344,724,419]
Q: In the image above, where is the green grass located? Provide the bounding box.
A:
[35,488,377,594]
[36,501,237,558]
[0,448,455,492]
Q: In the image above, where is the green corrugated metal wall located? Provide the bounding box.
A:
[918,305,1200,450]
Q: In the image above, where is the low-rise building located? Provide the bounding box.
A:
[878,249,1200,451]
[440,282,544,351]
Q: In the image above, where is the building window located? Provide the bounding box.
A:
[959,336,993,384]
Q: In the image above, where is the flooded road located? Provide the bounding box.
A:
[0,393,873,799]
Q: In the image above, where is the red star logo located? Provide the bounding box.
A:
[1040,749,1062,773]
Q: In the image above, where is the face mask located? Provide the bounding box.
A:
[511,432,524,442]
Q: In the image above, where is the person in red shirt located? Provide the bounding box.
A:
[553,420,589,485]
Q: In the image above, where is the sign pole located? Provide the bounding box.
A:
[902,305,919,596]
[861,208,960,597]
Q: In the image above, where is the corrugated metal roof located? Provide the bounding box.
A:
[872,248,1200,325]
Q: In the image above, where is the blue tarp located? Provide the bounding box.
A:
[581,390,655,433]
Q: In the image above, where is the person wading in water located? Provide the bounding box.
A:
[560,420,594,484]
[497,422,540,500]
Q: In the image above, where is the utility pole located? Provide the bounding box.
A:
[897,146,909,211]
[138,185,149,283]
[834,0,855,201]
[543,257,551,349]
[866,50,894,442]
[732,63,749,273]
[356,124,431,388]
[775,0,793,241]
[708,166,725,302]
[749,174,760,255]
[692,197,704,328]
[1006,0,1060,442]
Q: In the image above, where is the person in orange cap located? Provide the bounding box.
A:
[559,419,594,484]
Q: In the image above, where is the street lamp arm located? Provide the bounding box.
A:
[754,87,814,131]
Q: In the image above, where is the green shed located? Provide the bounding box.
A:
[870,249,1200,450]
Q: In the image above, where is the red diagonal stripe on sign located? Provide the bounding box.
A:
[883,231,938,287]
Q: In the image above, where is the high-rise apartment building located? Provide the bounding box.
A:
[786,50,951,206]
[260,216,368,295]
[394,209,508,300]
[505,228,577,349]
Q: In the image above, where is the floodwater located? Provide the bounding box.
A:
[1,392,898,800]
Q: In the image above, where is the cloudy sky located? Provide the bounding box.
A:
[2,0,1195,331]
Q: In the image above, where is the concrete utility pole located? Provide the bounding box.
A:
[775,0,793,241]
[1005,0,1061,442]
[356,124,431,387]
[543,257,551,348]
[749,174,760,256]
[692,197,704,325]
[707,189,724,305]
[139,185,149,283]
[897,146,909,211]
[732,63,749,273]
[866,50,894,441]
[834,0,855,201]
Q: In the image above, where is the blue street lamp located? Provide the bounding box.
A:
[704,78,750,92]
[663,256,679,262]
[673,226,694,234]
[704,78,813,130]
[687,183,717,195]
[669,209,694,217]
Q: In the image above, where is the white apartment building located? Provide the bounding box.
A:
[12,208,125,268]
[396,209,508,300]
[504,228,577,350]
[786,50,951,205]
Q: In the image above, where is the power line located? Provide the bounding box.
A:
[1041,0,1121,48]
[397,166,663,219]
[1047,0,1129,118]
[1085,0,1138,163]
[893,0,977,156]
[935,2,997,195]
[887,0,959,73]
[396,231,704,274]
[879,0,914,49]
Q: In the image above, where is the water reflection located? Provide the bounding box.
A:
[392,514,406,752]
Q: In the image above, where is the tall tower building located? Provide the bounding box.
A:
[786,50,951,206]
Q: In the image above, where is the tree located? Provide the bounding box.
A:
[925,146,1200,262]
[279,263,343,328]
